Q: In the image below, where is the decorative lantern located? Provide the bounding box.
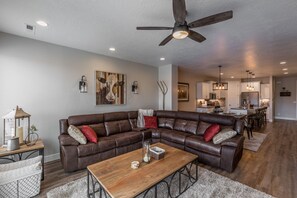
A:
[2,106,30,145]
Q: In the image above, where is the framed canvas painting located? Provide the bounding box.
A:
[96,71,126,105]
[178,82,189,102]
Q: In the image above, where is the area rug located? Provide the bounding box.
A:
[243,132,268,152]
[47,166,275,198]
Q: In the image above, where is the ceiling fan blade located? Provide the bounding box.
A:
[188,30,206,43]
[137,26,173,30]
[188,10,233,28]
[159,35,173,46]
[173,0,186,24]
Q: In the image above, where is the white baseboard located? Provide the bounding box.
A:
[44,153,60,163]
[274,116,297,121]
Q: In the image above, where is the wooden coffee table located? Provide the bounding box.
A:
[87,143,198,198]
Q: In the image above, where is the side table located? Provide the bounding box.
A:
[0,139,45,180]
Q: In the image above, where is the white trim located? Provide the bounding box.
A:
[274,116,297,121]
[44,153,60,163]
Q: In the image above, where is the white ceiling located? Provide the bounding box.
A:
[1,0,297,79]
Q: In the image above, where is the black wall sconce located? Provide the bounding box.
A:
[132,81,138,94]
[79,75,87,93]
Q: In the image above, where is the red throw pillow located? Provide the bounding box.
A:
[81,125,98,143]
[144,116,158,129]
[203,124,221,142]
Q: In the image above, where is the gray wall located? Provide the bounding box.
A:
[275,76,297,120]
[0,32,159,161]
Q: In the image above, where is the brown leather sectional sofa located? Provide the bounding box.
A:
[59,110,244,172]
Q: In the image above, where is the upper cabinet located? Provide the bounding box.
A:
[241,81,260,92]
[197,82,210,99]
[261,84,270,99]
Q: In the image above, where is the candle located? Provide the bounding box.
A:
[11,128,15,136]
[16,127,24,144]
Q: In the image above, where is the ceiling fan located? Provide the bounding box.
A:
[136,0,233,46]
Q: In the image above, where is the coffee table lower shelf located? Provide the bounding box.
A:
[87,159,198,198]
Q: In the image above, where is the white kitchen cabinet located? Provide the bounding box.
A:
[227,81,241,112]
[241,81,260,92]
[197,82,210,99]
[261,84,270,99]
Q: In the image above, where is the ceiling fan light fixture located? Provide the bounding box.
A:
[172,25,189,39]
[173,30,188,39]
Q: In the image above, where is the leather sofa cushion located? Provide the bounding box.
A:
[175,111,199,121]
[199,113,235,126]
[173,119,198,134]
[88,123,106,137]
[105,120,132,136]
[151,129,161,139]
[185,135,222,156]
[77,137,116,157]
[161,130,192,145]
[154,110,176,118]
[197,121,211,135]
[109,132,143,147]
[104,112,128,122]
[68,114,104,126]
[158,118,175,129]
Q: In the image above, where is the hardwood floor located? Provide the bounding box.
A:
[38,120,297,198]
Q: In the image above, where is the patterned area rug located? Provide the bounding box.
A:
[243,132,268,152]
[47,166,275,198]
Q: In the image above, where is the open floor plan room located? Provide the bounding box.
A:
[1,0,297,198]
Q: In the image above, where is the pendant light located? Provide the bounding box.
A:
[213,65,228,90]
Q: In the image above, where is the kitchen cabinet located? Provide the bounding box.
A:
[241,81,260,92]
[261,84,270,99]
[197,82,210,99]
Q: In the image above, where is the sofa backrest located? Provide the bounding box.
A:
[154,110,176,130]
[67,114,106,137]
[128,111,138,129]
[174,111,200,135]
[104,112,132,136]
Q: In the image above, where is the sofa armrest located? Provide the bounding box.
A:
[221,135,245,148]
[59,133,79,146]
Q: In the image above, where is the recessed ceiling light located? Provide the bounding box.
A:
[109,47,116,51]
[284,72,289,75]
[220,72,223,75]
[280,61,287,65]
[36,20,48,27]
[282,68,288,71]
[231,76,234,79]
[160,57,165,61]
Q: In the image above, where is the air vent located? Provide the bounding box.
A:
[25,23,35,34]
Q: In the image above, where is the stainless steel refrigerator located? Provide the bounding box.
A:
[241,92,259,107]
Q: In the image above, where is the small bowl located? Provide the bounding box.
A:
[131,161,140,169]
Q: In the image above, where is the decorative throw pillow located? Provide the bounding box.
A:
[144,116,158,129]
[203,124,221,142]
[81,125,98,143]
[212,128,237,144]
[197,121,212,135]
[68,125,87,144]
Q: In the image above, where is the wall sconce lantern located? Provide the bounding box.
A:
[132,81,139,94]
[2,106,30,146]
[79,75,87,93]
